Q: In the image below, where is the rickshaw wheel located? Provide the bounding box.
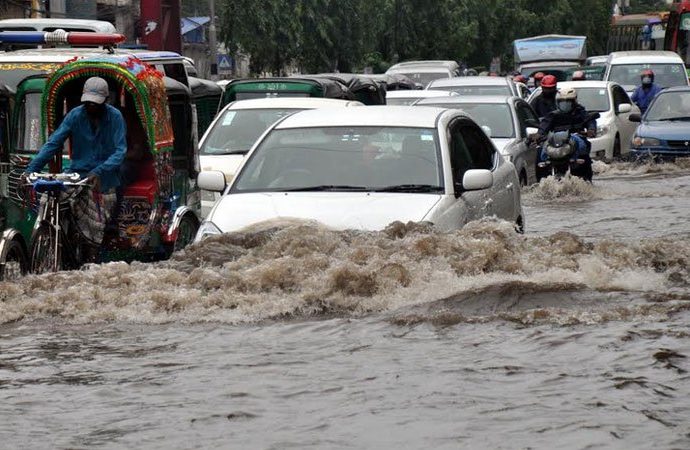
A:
[0,240,28,282]
[171,215,199,253]
[30,224,62,274]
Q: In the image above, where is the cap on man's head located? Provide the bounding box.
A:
[81,77,109,104]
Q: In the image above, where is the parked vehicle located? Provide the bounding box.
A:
[385,60,460,87]
[629,86,690,159]
[604,51,689,94]
[199,97,362,215]
[218,77,355,110]
[195,106,524,239]
[414,95,540,185]
[385,89,458,106]
[529,81,639,160]
[513,35,587,80]
[0,55,202,278]
[427,76,531,100]
[311,73,386,105]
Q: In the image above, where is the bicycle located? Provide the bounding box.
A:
[26,172,92,274]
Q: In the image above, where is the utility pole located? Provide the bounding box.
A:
[209,0,218,80]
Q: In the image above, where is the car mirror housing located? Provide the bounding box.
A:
[462,169,493,191]
[197,170,227,192]
[629,113,642,123]
[525,126,539,139]
[617,103,632,114]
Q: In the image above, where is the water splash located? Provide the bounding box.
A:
[1,220,689,325]
[524,175,599,202]
[594,158,690,177]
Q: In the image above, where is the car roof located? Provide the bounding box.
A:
[385,89,457,99]
[429,76,510,87]
[226,97,363,110]
[416,95,513,105]
[0,47,183,62]
[275,106,448,129]
[657,85,690,93]
[0,18,116,33]
[555,81,614,89]
[387,67,451,74]
[608,51,684,64]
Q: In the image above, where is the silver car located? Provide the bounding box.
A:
[414,96,540,185]
[195,106,524,240]
[428,76,531,100]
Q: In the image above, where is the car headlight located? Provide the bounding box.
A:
[595,125,610,137]
[194,220,222,243]
[632,136,661,147]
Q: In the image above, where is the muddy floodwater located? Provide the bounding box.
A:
[1,162,689,449]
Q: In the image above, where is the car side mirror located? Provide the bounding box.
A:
[525,126,539,140]
[629,113,642,123]
[617,103,632,114]
[462,169,493,191]
[197,170,227,192]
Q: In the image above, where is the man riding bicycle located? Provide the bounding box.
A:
[23,77,127,258]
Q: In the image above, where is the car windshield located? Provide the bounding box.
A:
[398,71,448,87]
[432,84,511,96]
[608,63,688,88]
[421,103,515,138]
[200,108,302,155]
[232,126,443,193]
[645,91,690,121]
[572,87,610,112]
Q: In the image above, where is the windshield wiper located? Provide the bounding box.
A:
[279,185,370,192]
[658,116,690,122]
[372,184,444,193]
[203,149,249,155]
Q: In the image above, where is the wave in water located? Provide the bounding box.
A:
[1,220,689,325]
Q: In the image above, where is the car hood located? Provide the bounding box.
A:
[199,154,246,182]
[638,121,690,140]
[209,192,444,232]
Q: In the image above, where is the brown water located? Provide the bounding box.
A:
[1,162,689,449]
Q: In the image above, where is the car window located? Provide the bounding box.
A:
[461,123,495,170]
[612,85,631,108]
[574,88,611,112]
[515,102,537,136]
[608,63,688,88]
[449,121,474,186]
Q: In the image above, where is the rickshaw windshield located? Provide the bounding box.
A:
[15,91,43,153]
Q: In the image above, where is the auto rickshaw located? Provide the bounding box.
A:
[189,75,223,138]
[218,76,355,111]
[0,54,201,278]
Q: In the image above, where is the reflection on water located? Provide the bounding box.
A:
[1,161,690,448]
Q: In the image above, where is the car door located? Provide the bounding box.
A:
[460,120,518,221]
[611,84,637,155]
[514,100,540,184]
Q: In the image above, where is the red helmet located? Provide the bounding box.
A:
[641,69,655,78]
[513,74,527,83]
[541,74,557,88]
[533,72,545,81]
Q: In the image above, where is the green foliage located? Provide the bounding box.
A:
[216,0,612,74]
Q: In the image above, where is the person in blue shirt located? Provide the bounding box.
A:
[24,76,127,253]
[631,69,663,115]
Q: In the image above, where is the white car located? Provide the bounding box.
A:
[385,89,459,106]
[427,76,531,100]
[198,97,362,215]
[414,95,540,185]
[528,81,639,160]
[604,51,689,95]
[195,106,524,240]
[385,61,460,87]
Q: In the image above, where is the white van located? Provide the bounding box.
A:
[0,18,116,33]
[604,51,689,94]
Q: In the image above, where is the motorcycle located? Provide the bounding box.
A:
[536,112,600,182]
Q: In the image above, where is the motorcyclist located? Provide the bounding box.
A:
[631,69,662,115]
[529,74,558,118]
[536,87,597,181]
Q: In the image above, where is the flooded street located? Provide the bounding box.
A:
[1,163,690,449]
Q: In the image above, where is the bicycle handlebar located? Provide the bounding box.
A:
[27,172,83,183]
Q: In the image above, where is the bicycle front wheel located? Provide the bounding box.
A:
[30,223,62,274]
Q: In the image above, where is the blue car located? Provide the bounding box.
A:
[629,86,690,159]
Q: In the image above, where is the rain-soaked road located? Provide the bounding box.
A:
[1,162,689,449]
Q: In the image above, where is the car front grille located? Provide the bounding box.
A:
[667,140,690,148]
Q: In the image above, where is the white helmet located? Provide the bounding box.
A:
[556,87,578,101]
